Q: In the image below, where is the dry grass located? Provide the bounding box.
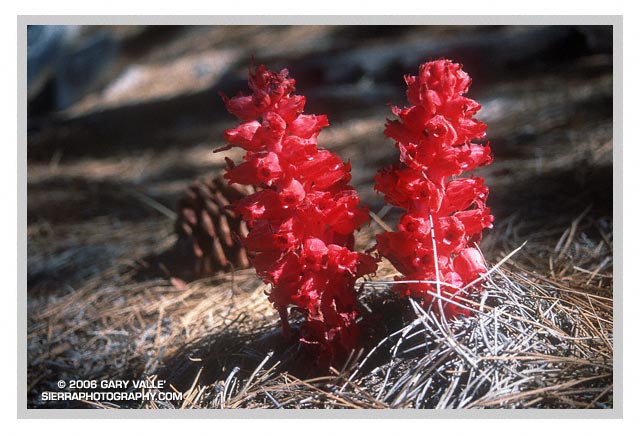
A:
[27,207,613,409]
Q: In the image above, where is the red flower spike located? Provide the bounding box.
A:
[219,64,376,364]
[375,59,493,319]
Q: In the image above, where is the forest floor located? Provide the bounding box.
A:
[26,25,614,409]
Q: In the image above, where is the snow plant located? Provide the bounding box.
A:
[219,65,377,362]
[374,59,493,317]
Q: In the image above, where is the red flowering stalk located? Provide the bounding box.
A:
[220,65,377,361]
[375,59,494,318]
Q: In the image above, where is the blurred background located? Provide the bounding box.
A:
[27,24,613,293]
[26,25,614,406]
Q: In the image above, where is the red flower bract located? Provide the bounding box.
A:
[375,59,493,318]
[219,64,376,363]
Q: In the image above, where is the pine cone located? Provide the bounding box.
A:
[175,174,254,276]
